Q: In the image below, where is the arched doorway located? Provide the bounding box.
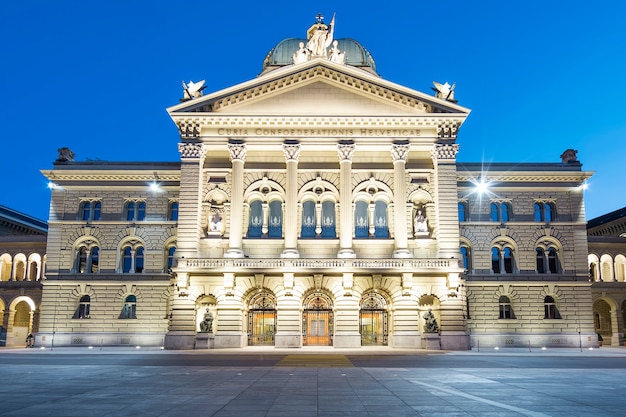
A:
[302,291,333,346]
[360,291,388,346]
[247,291,276,346]
[593,298,613,345]
[9,299,33,347]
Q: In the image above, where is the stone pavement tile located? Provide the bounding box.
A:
[265,404,318,416]
[363,404,421,416]
[273,394,317,406]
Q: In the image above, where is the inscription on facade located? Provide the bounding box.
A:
[215,128,421,137]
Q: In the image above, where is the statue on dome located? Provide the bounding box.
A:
[432,81,457,103]
[292,42,310,64]
[306,13,335,57]
[329,40,345,64]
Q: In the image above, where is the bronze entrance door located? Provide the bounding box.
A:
[360,309,388,346]
[248,309,276,346]
[303,309,333,346]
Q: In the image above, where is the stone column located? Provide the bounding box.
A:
[337,142,356,258]
[391,142,411,258]
[225,142,247,258]
[282,142,300,258]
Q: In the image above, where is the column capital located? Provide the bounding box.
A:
[282,142,301,162]
[391,142,410,163]
[178,143,205,160]
[431,143,459,161]
[337,142,356,162]
[227,142,247,162]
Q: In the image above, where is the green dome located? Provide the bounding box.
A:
[261,37,377,75]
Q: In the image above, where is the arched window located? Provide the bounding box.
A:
[125,202,136,221]
[458,202,467,222]
[536,248,546,274]
[93,202,101,220]
[73,295,91,319]
[248,200,263,238]
[321,200,336,238]
[122,247,133,273]
[77,247,88,273]
[374,200,388,238]
[354,201,369,238]
[544,295,561,319]
[492,246,514,274]
[125,201,146,221]
[503,248,514,273]
[81,202,92,221]
[121,245,144,273]
[301,200,316,238]
[548,248,559,273]
[166,246,176,270]
[490,202,511,222]
[119,295,137,319]
[491,248,501,273]
[544,203,553,222]
[490,203,499,222]
[501,203,510,222]
[135,247,144,273]
[137,202,146,221]
[534,202,556,222]
[168,202,179,221]
[268,200,282,238]
[498,295,514,319]
[460,246,471,270]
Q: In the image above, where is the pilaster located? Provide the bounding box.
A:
[431,143,461,259]
[176,142,206,259]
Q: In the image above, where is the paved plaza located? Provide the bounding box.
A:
[1,346,625,416]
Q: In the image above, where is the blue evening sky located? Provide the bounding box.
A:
[1,1,625,222]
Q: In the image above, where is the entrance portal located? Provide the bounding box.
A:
[247,290,277,346]
[360,310,387,346]
[302,291,334,346]
[303,309,333,346]
[248,309,276,345]
[360,292,388,346]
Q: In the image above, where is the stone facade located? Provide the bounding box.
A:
[35,18,598,350]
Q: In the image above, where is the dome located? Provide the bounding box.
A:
[261,37,378,76]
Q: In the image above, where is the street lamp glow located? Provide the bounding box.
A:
[475,178,489,195]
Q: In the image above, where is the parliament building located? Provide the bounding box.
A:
[27,17,601,350]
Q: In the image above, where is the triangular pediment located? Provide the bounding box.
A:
[167,59,470,117]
